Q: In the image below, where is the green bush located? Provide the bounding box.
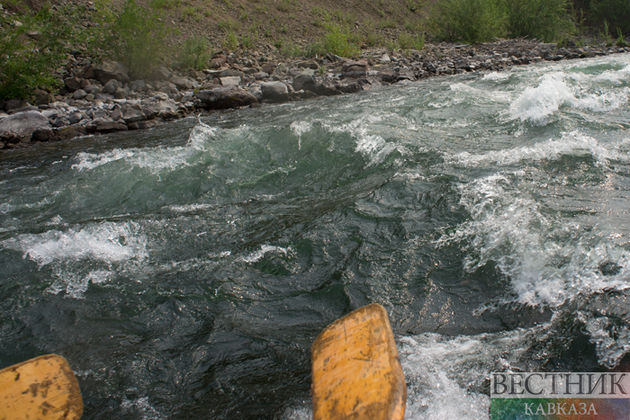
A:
[430,0,506,43]
[176,36,211,70]
[589,0,630,35]
[398,32,425,50]
[93,0,169,78]
[323,23,360,57]
[504,0,574,41]
[0,6,78,99]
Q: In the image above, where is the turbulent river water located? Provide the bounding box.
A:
[2,53,630,419]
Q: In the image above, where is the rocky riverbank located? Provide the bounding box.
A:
[1,39,629,151]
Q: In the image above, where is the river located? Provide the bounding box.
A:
[2,53,630,419]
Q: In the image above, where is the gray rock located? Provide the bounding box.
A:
[220,76,241,86]
[103,79,119,95]
[297,60,319,70]
[341,60,369,77]
[261,63,276,74]
[209,55,227,69]
[122,104,146,124]
[94,59,130,84]
[68,111,83,124]
[149,66,172,81]
[88,119,128,133]
[159,82,178,95]
[292,74,316,92]
[195,87,258,110]
[171,76,197,90]
[73,89,88,100]
[0,111,52,143]
[261,81,290,102]
[253,71,269,80]
[52,125,87,142]
[110,106,123,121]
[128,120,159,130]
[4,99,28,112]
[64,76,82,92]
[114,87,128,100]
[130,80,147,92]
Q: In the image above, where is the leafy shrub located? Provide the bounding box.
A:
[224,30,239,51]
[589,0,630,35]
[504,0,574,41]
[93,0,169,78]
[323,23,360,57]
[176,36,211,70]
[398,32,425,50]
[0,5,77,99]
[430,0,506,43]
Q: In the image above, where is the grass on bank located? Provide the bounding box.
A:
[1,0,629,100]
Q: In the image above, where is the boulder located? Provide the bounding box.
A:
[297,60,319,70]
[0,110,52,143]
[195,87,258,110]
[220,76,241,86]
[52,125,87,142]
[172,76,197,90]
[260,81,289,102]
[292,74,316,92]
[128,120,159,130]
[73,89,88,100]
[88,119,128,133]
[209,55,227,69]
[341,60,369,77]
[261,63,276,74]
[149,66,172,81]
[64,76,82,92]
[103,79,119,95]
[94,59,130,84]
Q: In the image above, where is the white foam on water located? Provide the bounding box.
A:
[2,221,147,298]
[594,63,630,84]
[319,112,409,166]
[73,146,192,174]
[399,329,535,420]
[290,121,312,150]
[238,244,293,263]
[187,120,218,151]
[436,171,630,306]
[509,73,575,124]
[482,72,510,82]
[508,70,630,124]
[71,121,219,174]
[446,131,630,168]
[121,397,165,420]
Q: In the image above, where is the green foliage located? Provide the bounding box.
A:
[398,32,425,50]
[430,0,506,43]
[279,39,302,57]
[241,33,257,49]
[378,18,397,29]
[217,18,239,31]
[224,30,239,50]
[406,0,422,12]
[0,5,78,99]
[365,32,384,47]
[323,23,360,57]
[589,0,630,35]
[176,36,211,70]
[303,41,327,57]
[616,28,629,47]
[504,0,574,41]
[93,0,169,78]
[150,0,180,10]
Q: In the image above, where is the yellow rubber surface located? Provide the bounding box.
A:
[312,303,406,420]
[0,354,83,420]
